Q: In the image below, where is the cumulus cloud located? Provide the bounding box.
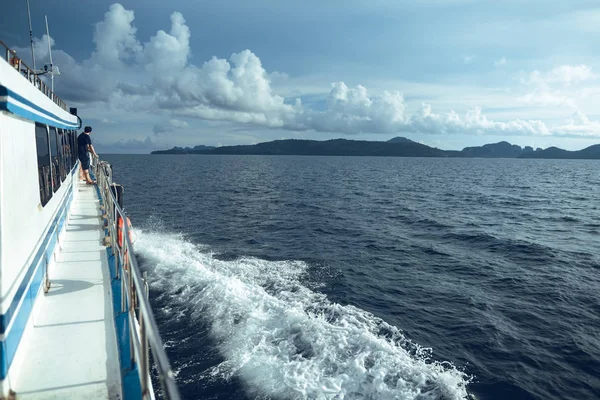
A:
[523,65,596,87]
[407,104,549,136]
[517,64,600,128]
[168,50,295,120]
[91,3,141,67]
[17,34,113,102]
[296,82,408,134]
[286,84,550,136]
[143,12,190,75]
[17,3,600,139]
[32,34,54,62]
[555,110,600,137]
[517,91,577,108]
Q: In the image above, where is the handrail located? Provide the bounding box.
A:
[93,156,181,400]
[0,40,68,111]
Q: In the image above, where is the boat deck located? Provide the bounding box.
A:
[9,183,122,399]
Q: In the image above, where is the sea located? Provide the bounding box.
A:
[104,154,600,400]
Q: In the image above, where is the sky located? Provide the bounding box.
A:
[3,0,600,153]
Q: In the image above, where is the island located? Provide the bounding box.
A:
[151,137,600,159]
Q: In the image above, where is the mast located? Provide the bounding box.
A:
[26,0,35,69]
[45,15,53,91]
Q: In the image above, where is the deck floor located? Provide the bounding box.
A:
[10,183,122,399]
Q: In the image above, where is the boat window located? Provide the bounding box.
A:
[71,130,78,164]
[35,123,52,206]
[62,129,71,173]
[49,127,61,192]
[69,130,76,169]
[57,129,67,182]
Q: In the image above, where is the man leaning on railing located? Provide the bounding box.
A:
[77,126,99,185]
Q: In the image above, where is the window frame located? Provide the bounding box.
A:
[35,123,52,206]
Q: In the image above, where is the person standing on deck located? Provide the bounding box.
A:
[78,126,98,184]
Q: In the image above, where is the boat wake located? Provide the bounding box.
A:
[136,230,472,399]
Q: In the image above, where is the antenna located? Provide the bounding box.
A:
[45,15,54,91]
[26,0,35,69]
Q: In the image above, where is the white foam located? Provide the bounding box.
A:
[137,230,471,399]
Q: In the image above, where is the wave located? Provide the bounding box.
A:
[136,230,472,399]
[441,231,557,262]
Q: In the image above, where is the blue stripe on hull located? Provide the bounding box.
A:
[0,86,79,129]
[0,99,79,131]
[106,246,143,398]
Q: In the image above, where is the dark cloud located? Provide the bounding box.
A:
[96,136,156,154]
[153,124,171,134]
[117,82,154,96]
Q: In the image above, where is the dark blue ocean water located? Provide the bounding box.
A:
[105,154,600,400]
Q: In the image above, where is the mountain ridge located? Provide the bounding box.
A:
[151,138,600,159]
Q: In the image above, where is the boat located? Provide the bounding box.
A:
[0,37,180,399]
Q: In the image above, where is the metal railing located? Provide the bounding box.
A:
[93,157,181,400]
[1,40,68,110]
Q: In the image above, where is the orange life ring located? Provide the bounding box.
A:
[117,216,134,268]
[117,216,133,248]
